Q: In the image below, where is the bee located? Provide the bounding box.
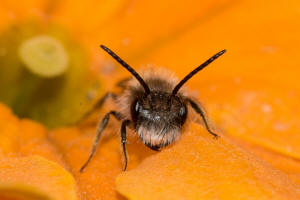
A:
[80,45,226,172]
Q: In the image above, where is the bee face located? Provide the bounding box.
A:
[131,92,187,150]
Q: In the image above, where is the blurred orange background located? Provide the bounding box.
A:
[0,0,299,200]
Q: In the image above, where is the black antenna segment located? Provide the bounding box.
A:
[172,49,226,95]
[100,45,151,94]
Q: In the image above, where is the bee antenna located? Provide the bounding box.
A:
[100,45,151,94]
[172,49,226,95]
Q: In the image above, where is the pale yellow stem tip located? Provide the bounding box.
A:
[19,35,69,78]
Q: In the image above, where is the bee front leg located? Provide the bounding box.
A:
[121,119,131,171]
[187,99,219,139]
[80,111,122,172]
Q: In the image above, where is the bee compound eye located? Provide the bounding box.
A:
[179,106,186,116]
[131,99,140,122]
[135,100,140,112]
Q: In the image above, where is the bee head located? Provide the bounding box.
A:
[131,92,187,150]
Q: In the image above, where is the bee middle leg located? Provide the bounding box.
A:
[187,99,219,139]
[94,92,117,109]
[80,110,122,172]
[80,92,117,122]
[116,77,131,89]
[121,119,131,171]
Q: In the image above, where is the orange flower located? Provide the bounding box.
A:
[0,0,300,199]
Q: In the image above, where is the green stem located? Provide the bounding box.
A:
[12,69,42,117]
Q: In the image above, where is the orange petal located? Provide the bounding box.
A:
[120,0,300,162]
[116,123,300,200]
[0,103,19,155]
[0,104,77,199]
[0,103,66,166]
[0,156,78,200]
[0,0,47,24]
[134,0,300,86]
[78,0,233,66]
[49,124,154,200]
[52,0,127,33]
[195,77,300,160]
[50,126,124,200]
[129,1,300,161]
[18,119,67,167]
[231,137,300,186]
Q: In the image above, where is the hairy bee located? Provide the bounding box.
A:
[80,45,226,172]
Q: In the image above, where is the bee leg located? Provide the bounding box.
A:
[80,111,122,173]
[93,92,117,109]
[121,119,131,171]
[80,92,117,122]
[116,77,131,89]
[187,99,219,139]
